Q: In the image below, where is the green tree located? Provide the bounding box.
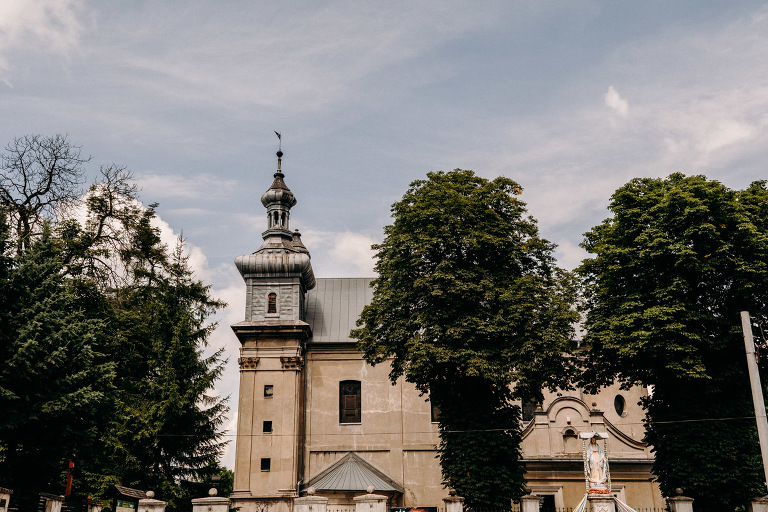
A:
[0,136,229,511]
[578,174,768,510]
[352,170,578,508]
[85,207,228,511]
[0,217,115,510]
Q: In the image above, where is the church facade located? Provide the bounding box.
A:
[230,153,664,512]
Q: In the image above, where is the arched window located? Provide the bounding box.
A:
[339,380,361,424]
[563,428,579,453]
[267,293,277,314]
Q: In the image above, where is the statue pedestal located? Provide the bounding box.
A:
[587,494,615,512]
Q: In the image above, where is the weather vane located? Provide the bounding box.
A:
[274,131,282,151]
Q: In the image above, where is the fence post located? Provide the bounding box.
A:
[0,487,11,512]
[353,488,387,512]
[442,490,464,512]
[138,491,167,512]
[40,493,64,512]
[750,496,768,512]
[666,489,693,512]
[520,495,541,512]
[294,488,328,512]
[192,489,230,512]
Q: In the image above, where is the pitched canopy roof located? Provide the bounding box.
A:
[305,452,404,493]
[305,278,373,343]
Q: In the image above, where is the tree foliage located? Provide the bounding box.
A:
[578,174,768,509]
[352,170,578,508]
[0,135,228,511]
[0,218,115,511]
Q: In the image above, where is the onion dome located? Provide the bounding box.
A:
[261,150,297,209]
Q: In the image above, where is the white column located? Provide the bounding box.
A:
[0,488,11,512]
[750,497,768,512]
[354,491,388,512]
[192,489,230,512]
[294,495,328,512]
[442,493,464,512]
[667,491,693,512]
[520,495,541,512]
[138,491,167,512]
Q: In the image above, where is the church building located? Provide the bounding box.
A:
[230,151,664,512]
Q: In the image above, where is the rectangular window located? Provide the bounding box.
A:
[264,385,273,398]
[430,400,441,423]
[263,420,272,433]
[339,380,361,424]
[522,400,539,423]
[260,458,271,471]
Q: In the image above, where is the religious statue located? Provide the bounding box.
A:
[581,432,610,491]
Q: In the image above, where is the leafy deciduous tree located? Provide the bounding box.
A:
[578,174,768,510]
[352,170,578,508]
[0,134,90,254]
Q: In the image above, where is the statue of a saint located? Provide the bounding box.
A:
[581,432,609,491]
[587,436,606,487]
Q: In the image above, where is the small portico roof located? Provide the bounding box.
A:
[305,452,404,494]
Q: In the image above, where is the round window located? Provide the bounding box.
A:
[614,395,626,417]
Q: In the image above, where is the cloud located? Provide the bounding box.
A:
[138,172,238,201]
[85,2,489,114]
[554,240,589,272]
[0,0,85,72]
[299,229,378,277]
[605,86,629,117]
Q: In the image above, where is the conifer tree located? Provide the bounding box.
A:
[0,136,229,511]
[0,218,115,511]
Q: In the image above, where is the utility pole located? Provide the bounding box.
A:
[741,311,768,493]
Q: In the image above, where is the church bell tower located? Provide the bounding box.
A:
[231,149,315,512]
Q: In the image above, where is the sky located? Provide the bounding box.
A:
[2,0,768,469]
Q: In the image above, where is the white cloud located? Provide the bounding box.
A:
[555,239,589,272]
[605,86,629,117]
[138,173,238,201]
[0,0,84,72]
[299,229,378,277]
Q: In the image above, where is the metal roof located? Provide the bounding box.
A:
[112,486,147,499]
[305,452,404,493]
[305,278,373,343]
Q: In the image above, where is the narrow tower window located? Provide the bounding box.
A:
[267,293,277,314]
[339,380,361,424]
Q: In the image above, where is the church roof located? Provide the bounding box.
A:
[305,452,404,493]
[305,278,373,343]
